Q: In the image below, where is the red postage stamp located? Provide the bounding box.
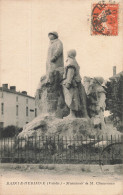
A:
[92,3,118,35]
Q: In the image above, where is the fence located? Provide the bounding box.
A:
[0,135,123,164]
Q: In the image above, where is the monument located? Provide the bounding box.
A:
[19,32,108,140]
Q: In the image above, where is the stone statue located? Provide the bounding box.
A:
[62,49,88,118]
[85,77,106,129]
[35,31,69,118]
[19,32,119,142]
[83,76,92,95]
[46,31,64,81]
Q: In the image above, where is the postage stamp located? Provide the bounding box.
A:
[92,3,118,35]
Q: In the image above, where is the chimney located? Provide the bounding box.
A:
[113,66,116,76]
[10,86,16,91]
[2,84,8,89]
[22,91,27,95]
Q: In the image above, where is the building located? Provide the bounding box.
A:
[109,66,123,81]
[0,84,39,128]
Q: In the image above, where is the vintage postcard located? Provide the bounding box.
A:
[0,0,123,195]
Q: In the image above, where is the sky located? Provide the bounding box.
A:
[0,0,123,96]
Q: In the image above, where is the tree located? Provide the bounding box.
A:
[0,125,21,138]
[105,75,123,131]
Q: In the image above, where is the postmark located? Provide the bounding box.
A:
[92,2,118,35]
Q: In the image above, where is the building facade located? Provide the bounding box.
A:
[0,84,39,128]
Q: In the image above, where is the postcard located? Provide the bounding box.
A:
[0,0,123,195]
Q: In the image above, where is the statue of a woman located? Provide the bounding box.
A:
[62,49,88,118]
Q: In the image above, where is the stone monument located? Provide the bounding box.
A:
[19,33,92,139]
[19,32,110,141]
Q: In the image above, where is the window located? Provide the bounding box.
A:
[26,107,28,116]
[1,103,4,115]
[26,98,28,104]
[16,96,18,102]
[16,105,19,116]
[0,92,3,98]
[35,108,37,117]
[30,109,34,112]
[0,122,4,128]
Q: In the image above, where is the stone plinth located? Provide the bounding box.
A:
[18,114,122,140]
[18,115,91,139]
[35,68,69,118]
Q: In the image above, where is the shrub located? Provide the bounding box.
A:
[0,125,20,138]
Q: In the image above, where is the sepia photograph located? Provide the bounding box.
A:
[0,0,123,194]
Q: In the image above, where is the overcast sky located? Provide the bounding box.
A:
[0,0,123,96]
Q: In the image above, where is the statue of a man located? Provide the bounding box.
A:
[62,49,88,118]
[46,31,64,80]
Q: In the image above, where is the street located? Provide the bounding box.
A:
[0,164,123,195]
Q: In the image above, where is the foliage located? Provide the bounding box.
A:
[105,75,123,131]
[0,125,22,138]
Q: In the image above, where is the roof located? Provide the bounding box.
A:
[109,71,123,80]
[0,87,35,99]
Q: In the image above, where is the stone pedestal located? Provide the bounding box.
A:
[35,68,69,118]
[18,115,91,139]
[19,115,121,141]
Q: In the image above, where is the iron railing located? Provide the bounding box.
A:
[0,135,123,164]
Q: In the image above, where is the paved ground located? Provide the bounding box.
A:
[0,164,123,195]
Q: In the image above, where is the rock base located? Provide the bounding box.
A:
[18,114,121,140]
[18,114,91,139]
[35,69,69,118]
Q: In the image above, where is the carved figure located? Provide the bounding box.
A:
[35,32,68,118]
[83,76,92,95]
[62,49,88,118]
[87,77,106,129]
[46,31,64,80]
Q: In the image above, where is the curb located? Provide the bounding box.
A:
[0,163,123,174]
